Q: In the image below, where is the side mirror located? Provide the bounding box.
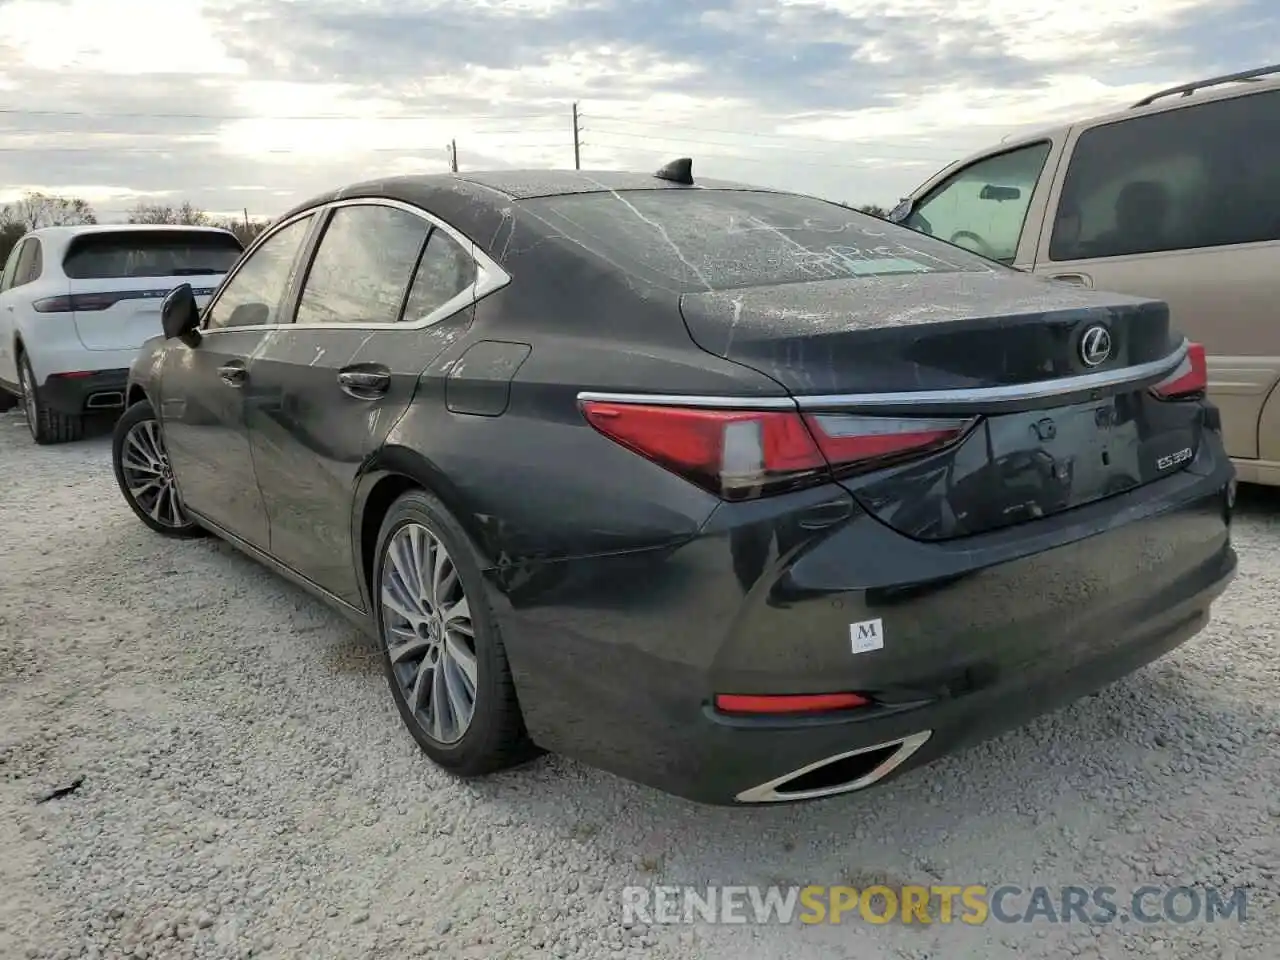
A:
[228,302,269,328]
[162,283,201,345]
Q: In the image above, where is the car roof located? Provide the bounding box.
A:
[273,167,792,259]
[909,64,1280,200]
[28,223,237,240]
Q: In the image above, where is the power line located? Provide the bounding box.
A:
[0,107,569,121]
[584,115,963,154]
[583,128,954,163]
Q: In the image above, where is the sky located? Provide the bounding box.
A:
[0,0,1274,222]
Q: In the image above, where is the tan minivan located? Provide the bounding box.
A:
[888,63,1280,485]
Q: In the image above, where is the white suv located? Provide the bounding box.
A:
[0,224,243,443]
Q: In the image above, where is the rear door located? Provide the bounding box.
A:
[0,237,31,386]
[244,200,482,606]
[1029,88,1280,464]
[62,229,243,352]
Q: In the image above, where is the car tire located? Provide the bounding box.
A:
[19,352,84,445]
[373,489,537,777]
[111,399,206,538]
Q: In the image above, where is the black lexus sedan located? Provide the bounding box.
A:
[110,161,1237,805]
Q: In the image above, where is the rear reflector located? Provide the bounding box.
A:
[1150,342,1207,399]
[32,293,125,313]
[580,400,974,500]
[715,692,871,714]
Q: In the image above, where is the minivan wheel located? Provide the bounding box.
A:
[373,490,535,776]
[111,400,205,537]
[19,353,83,445]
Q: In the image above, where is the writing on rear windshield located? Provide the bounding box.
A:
[798,246,935,279]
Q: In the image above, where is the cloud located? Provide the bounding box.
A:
[0,0,1275,219]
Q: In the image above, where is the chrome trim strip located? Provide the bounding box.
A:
[197,197,512,337]
[794,339,1189,410]
[735,730,932,804]
[577,391,797,410]
[578,340,1189,412]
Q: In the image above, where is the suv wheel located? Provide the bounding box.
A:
[373,490,537,776]
[19,353,83,445]
[111,399,205,537]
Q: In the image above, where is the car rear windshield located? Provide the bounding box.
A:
[518,188,998,292]
[63,230,244,280]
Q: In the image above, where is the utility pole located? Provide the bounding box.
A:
[572,102,581,170]
[448,139,458,172]
[243,208,249,231]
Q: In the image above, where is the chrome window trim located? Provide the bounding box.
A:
[199,197,511,336]
[576,339,1189,411]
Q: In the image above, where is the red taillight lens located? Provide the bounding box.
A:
[1150,342,1207,400]
[32,296,74,313]
[802,414,973,473]
[32,293,121,313]
[715,692,871,714]
[579,400,974,500]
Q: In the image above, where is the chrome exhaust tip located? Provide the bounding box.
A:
[735,730,932,803]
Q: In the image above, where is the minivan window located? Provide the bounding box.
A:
[63,230,243,279]
[902,141,1052,264]
[1050,88,1280,261]
[295,204,431,326]
[520,190,993,293]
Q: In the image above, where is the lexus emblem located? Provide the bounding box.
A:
[1079,325,1112,367]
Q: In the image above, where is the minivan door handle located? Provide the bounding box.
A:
[1048,272,1093,288]
[218,363,247,386]
[337,367,390,398]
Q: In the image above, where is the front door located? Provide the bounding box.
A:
[160,213,318,547]
[245,201,482,605]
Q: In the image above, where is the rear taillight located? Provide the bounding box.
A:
[32,293,123,313]
[579,400,974,500]
[1150,342,1207,400]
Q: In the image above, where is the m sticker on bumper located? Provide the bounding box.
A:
[850,618,884,654]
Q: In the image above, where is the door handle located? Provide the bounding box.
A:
[338,368,390,398]
[1049,272,1093,288]
[218,364,247,386]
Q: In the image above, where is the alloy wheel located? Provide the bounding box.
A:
[379,522,479,744]
[120,419,189,528]
[19,361,37,439]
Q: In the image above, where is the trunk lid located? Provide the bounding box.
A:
[679,271,1202,540]
[678,270,1176,396]
[63,229,242,351]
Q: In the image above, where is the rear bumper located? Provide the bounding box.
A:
[492,435,1237,805]
[38,368,130,414]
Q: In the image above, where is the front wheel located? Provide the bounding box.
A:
[373,489,537,777]
[111,400,205,538]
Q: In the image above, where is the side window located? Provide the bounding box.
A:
[1051,89,1280,261]
[205,215,314,330]
[0,240,25,292]
[13,238,41,286]
[295,204,431,326]
[905,142,1052,263]
[402,229,478,323]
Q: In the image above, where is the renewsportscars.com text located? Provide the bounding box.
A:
[620,884,1249,926]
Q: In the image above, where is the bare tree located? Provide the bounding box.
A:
[207,215,270,246]
[127,200,210,226]
[0,191,97,231]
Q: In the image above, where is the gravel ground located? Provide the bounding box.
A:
[1,405,1277,960]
